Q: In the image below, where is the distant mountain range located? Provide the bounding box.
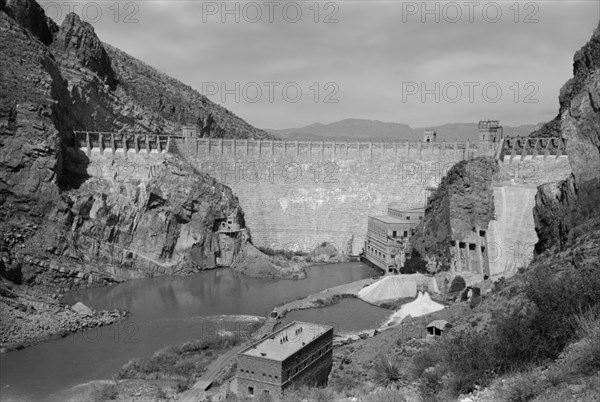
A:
[266,119,540,142]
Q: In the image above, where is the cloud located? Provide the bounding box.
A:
[39,0,600,129]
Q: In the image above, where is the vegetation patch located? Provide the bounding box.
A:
[118,335,241,381]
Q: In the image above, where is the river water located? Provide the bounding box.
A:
[281,298,391,333]
[0,263,379,401]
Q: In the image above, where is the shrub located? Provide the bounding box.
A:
[573,307,600,372]
[524,261,600,361]
[449,276,466,294]
[372,354,410,388]
[500,368,547,402]
[175,377,192,392]
[362,387,408,402]
[281,386,313,402]
[437,328,495,395]
[553,307,600,378]
[308,387,334,402]
[418,368,445,399]
[329,371,358,395]
[412,343,443,377]
[490,307,541,372]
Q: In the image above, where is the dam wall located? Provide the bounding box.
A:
[71,131,168,182]
[172,138,497,254]
[486,153,572,278]
[70,131,570,264]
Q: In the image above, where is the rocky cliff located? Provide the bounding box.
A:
[408,157,498,274]
[0,0,288,351]
[533,21,600,252]
[0,0,273,283]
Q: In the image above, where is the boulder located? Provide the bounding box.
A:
[71,302,93,316]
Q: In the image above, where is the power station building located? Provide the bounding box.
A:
[364,206,424,273]
[236,321,334,398]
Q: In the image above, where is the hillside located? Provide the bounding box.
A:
[266,118,538,142]
[533,19,600,252]
[0,0,285,352]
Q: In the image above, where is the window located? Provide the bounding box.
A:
[248,387,254,395]
[392,230,397,237]
[419,216,423,220]
[403,231,408,237]
[406,216,410,220]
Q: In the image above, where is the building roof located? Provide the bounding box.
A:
[370,215,405,224]
[240,321,332,362]
[388,206,425,214]
[426,320,452,330]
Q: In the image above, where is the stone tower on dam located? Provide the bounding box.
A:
[169,132,497,255]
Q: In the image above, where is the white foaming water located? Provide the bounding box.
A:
[384,291,445,326]
[358,274,439,305]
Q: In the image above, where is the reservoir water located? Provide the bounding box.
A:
[0,263,377,401]
[281,297,391,333]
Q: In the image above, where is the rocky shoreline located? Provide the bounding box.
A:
[0,280,128,354]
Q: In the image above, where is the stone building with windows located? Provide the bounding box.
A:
[364,207,425,273]
[236,321,334,398]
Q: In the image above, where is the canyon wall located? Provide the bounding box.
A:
[0,1,277,291]
[532,20,600,252]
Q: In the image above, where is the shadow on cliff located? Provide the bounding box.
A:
[58,146,96,190]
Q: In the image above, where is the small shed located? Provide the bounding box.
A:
[426,320,452,336]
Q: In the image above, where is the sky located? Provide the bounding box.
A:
[40,0,600,129]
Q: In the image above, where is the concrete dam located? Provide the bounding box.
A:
[171,137,500,255]
[71,131,571,274]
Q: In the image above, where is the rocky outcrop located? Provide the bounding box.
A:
[0,278,128,353]
[0,0,56,45]
[0,5,64,226]
[532,21,600,252]
[409,157,498,273]
[50,13,116,87]
[0,0,278,286]
[10,156,249,279]
[104,43,274,139]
